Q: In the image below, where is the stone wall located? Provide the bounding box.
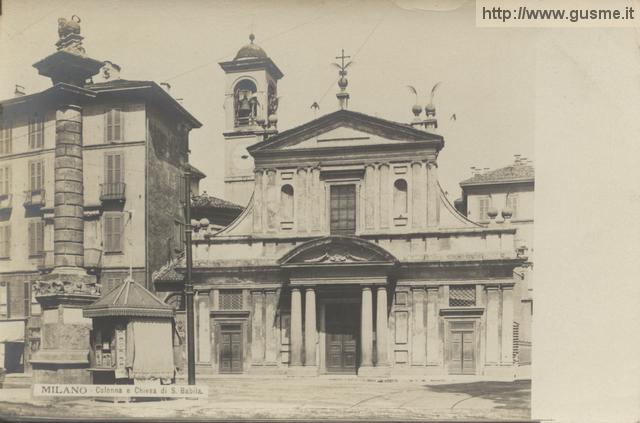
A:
[146,108,188,291]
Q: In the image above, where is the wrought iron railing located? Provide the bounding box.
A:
[23,189,45,207]
[100,182,126,201]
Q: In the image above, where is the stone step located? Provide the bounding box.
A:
[2,373,32,389]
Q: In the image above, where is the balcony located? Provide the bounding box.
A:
[0,193,12,210]
[84,248,102,270]
[100,182,126,202]
[36,250,54,272]
[23,189,46,208]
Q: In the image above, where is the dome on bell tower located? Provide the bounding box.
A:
[234,33,268,60]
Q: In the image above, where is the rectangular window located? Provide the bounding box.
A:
[0,166,10,196]
[177,174,186,203]
[0,282,8,318]
[449,285,476,307]
[104,213,124,253]
[506,194,519,219]
[330,184,356,235]
[105,153,123,184]
[174,221,184,252]
[28,220,44,256]
[29,281,41,316]
[0,225,10,258]
[29,113,44,149]
[219,290,243,310]
[29,161,44,191]
[105,108,123,142]
[478,196,490,221]
[0,121,11,155]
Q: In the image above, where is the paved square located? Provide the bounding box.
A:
[0,377,530,420]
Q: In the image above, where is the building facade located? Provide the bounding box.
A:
[0,20,201,374]
[156,39,527,379]
[457,158,534,371]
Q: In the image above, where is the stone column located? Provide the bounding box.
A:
[290,288,303,366]
[54,106,85,269]
[364,164,376,230]
[251,291,265,364]
[376,286,389,366]
[378,163,390,229]
[264,290,278,364]
[360,286,374,368]
[296,168,308,233]
[252,169,264,233]
[501,285,514,364]
[486,285,500,364]
[304,288,317,366]
[411,161,426,229]
[426,286,440,365]
[32,105,99,384]
[411,288,426,366]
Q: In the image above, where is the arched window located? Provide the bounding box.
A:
[280,184,294,222]
[393,179,408,216]
[233,79,258,126]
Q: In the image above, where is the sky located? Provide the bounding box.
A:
[0,0,535,202]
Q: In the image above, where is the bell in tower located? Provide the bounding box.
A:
[218,34,284,207]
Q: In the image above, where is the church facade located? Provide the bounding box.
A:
[156,36,526,379]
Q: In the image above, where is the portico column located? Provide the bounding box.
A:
[375,286,389,366]
[304,287,317,366]
[360,286,374,367]
[290,288,303,366]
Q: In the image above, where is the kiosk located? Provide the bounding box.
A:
[83,278,175,384]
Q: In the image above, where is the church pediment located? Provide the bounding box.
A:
[248,109,443,154]
[279,235,398,267]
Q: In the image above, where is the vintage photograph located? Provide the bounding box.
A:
[0,0,538,421]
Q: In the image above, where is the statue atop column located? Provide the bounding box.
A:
[56,15,86,56]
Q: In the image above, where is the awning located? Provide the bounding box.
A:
[0,320,25,343]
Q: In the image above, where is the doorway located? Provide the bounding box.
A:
[219,324,243,374]
[325,303,358,374]
[447,321,476,375]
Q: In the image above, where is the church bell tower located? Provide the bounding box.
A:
[218,34,284,206]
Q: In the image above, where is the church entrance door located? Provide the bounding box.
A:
[219,324,243,374]
[325,303,358,374]
[447,321,476,375]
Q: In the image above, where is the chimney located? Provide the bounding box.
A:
[101,61,121,81]
[160,82,171,93]
[14,85,25,97]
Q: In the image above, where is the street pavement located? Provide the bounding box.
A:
[0,377,531,421]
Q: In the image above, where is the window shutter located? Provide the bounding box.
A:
[24,282,30,318]
[106,109,113,142]
[37,221,44,253]
[28,222,34,255]
[6,226,11,258]
[104,216,112,252]
[115,154,122,182]
[114,109,122,141]
[116,214,123,252]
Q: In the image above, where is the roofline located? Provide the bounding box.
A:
[1,81,202,128]
[460,177,535,187]
[90,81,202,128]
[248,109,443,154]
[219,57,284,80]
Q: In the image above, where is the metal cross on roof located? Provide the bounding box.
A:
[335,49,352,74]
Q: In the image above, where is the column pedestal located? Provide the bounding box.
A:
[31,271,100,384]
